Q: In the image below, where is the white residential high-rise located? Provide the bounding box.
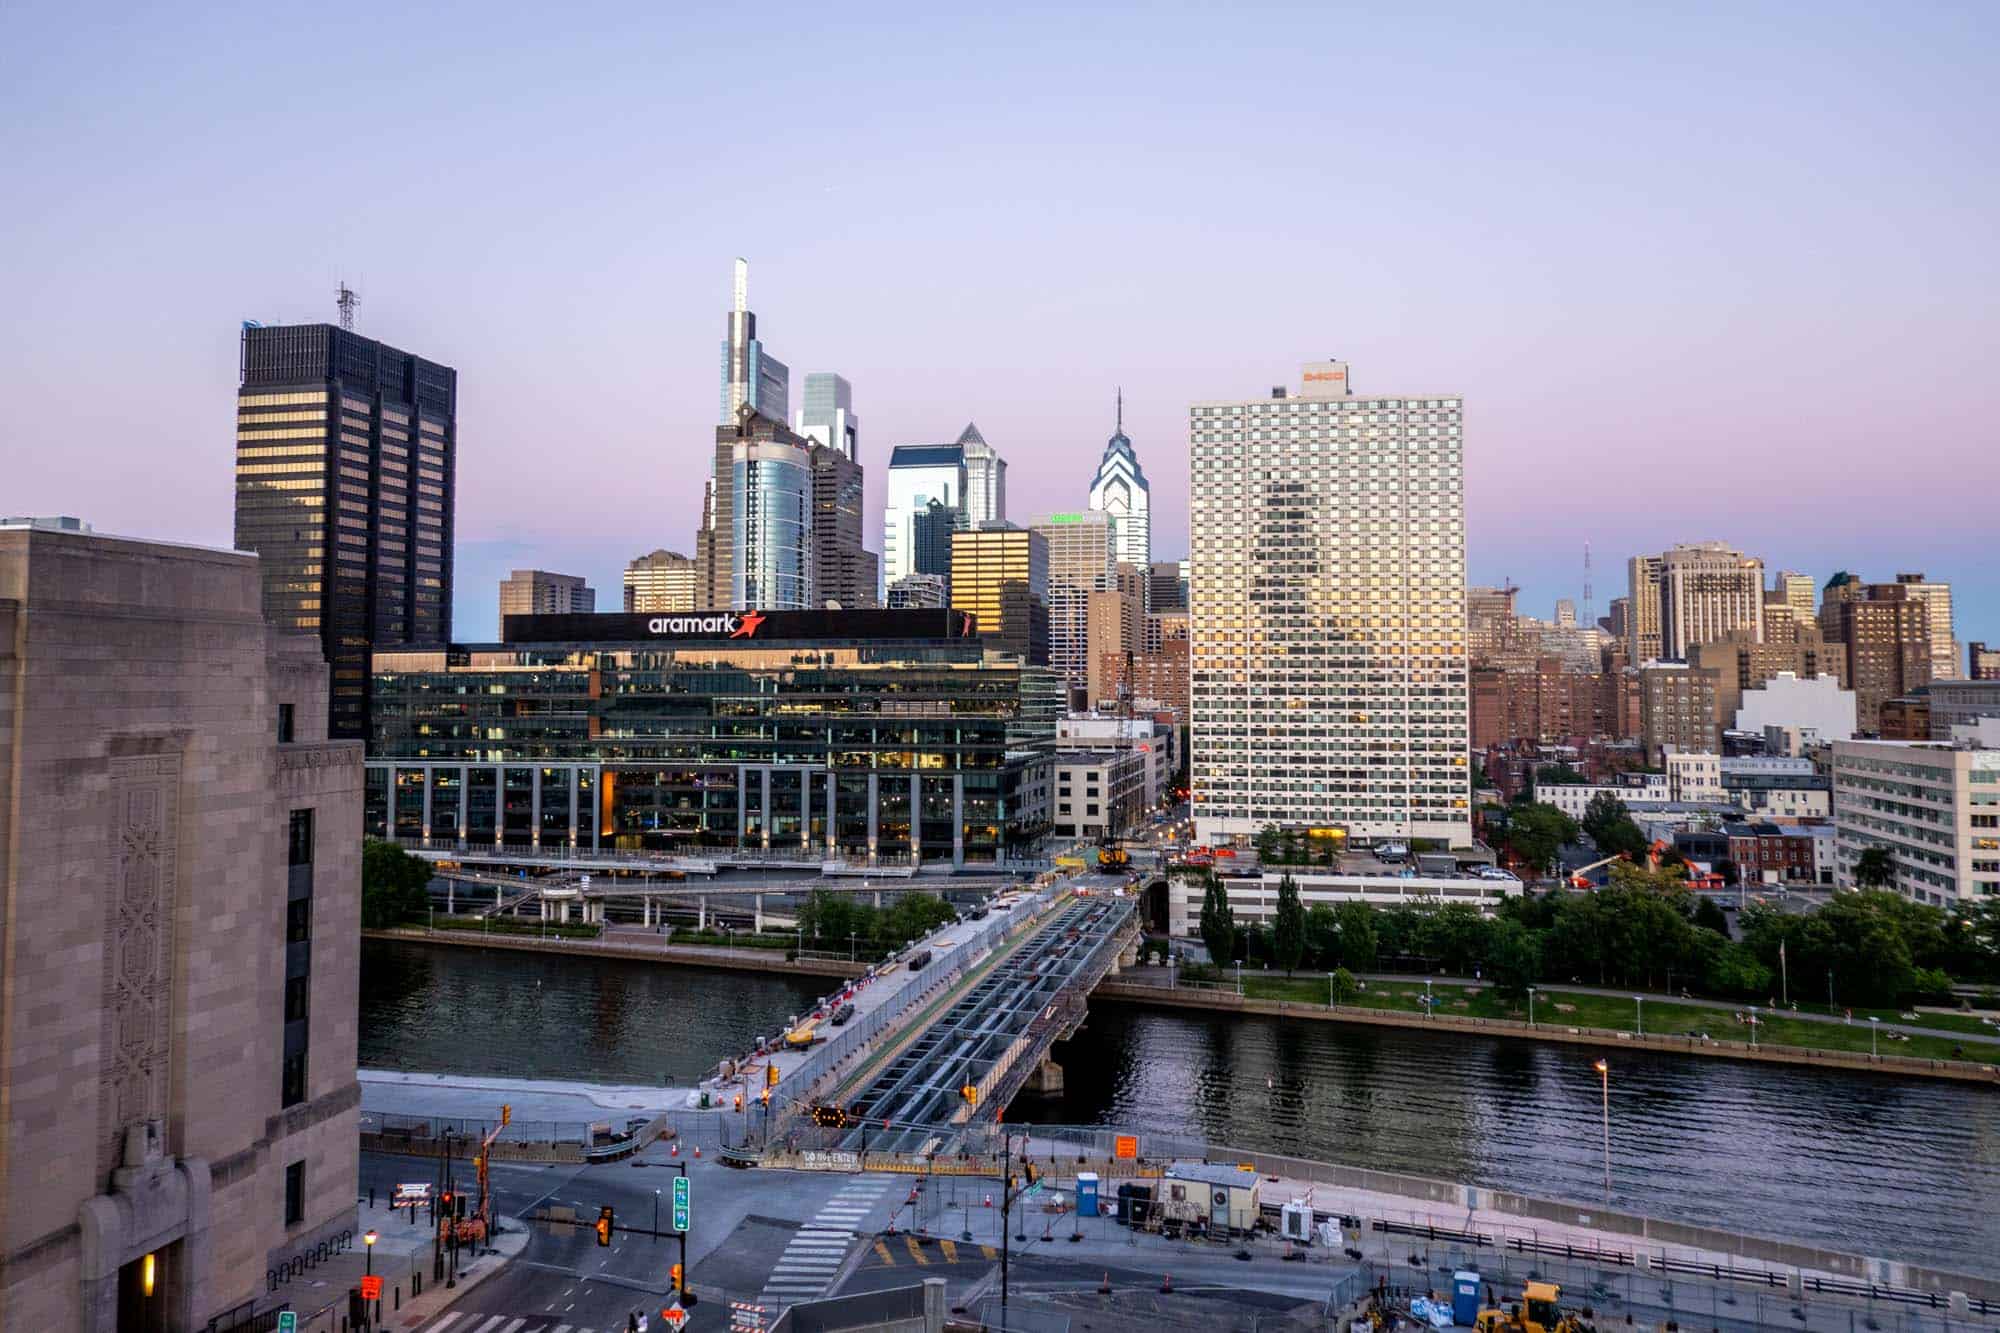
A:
[958,423,1007,526]
[794,372,859,461]
[1189,361,1470,846]
[881,444,966,587]
[1087,392,1151,570]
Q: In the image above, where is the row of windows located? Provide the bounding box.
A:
[241,391,328,407]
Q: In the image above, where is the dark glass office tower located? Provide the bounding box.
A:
[235,323,456,740]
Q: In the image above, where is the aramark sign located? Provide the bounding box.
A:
[500,607,975,646]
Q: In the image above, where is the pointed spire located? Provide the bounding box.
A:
[1116,387,1123,434]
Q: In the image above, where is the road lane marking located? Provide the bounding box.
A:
[905,1236,928,1265]
[467,1319,505,1333]
[425,1318,464,1332]
[873,1239,893,1263]
[940,1239,957,1262]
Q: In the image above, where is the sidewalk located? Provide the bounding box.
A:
[362,1069,683,1124]
[266,1193,528,1332]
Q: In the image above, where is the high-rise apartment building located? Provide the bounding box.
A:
[1833,739,2000,904]
[234,322,456,740]
[811,443,877,608]
[1467,585,1520,659]
[0,524,362,1330]
[1821,580,1934,732]
[1148,560,1189,614]
[1032,512,1116,692]
[1657,541,1764,659]
[1895,572,1959,681]
[499,568,595,620]
[958,422,1007,527]
[887,573,948,608]
[1087,394,1152,569]
[949,525,1048,664]
[623,549,700,613]
[1639,662,1722,760]
[793,371,858,461]
[1971,642,2000,680]
[882,444,966,587]
[1553,598,1577,628]
[1188,361,1470,845]
[719,257,788,425]
[1626,556,1664,662]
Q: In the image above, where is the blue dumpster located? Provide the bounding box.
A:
[1076,1172,1099,1217]
[1452,1271,1481,1327]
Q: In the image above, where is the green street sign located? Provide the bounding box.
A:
[1021,1180,1044,1200]
[276,1314,297,1333]
[672,1174,691,1232]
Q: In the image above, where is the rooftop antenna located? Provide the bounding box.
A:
[1116,387,1123,434]
[1583,540,1594,627]
[336,282,359,331]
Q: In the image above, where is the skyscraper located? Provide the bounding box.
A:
[623,549,700,612]
[1767,570,1817,627]
[1894,572,1958,681]
[1658,542,1764,659]
[1625,555,1664,662]
[1821,580,1934,731]
[499,569,594,619]
[732,422,816,609]
[1032,512,1116,693]
[1188,361,1469,846]
[719,257,788,425]
[234,322,456,740]
[811,443,877,608]
[883,444,965,587]
[1087,392,1151,569]
[958,422,1007,526]
[1148,560,1189,614]
[912,499,957,581]
[794,372,859,461]
[950,525,1048,664]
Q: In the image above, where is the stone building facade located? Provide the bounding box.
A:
[0,525,362,1331]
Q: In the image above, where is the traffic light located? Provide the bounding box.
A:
[596,1205,614,1246]
[501,1102,512,1127]
[671,1261,684,1292]
[733,1093,743,1112]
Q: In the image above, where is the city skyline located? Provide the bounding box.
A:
[5,5,1996,644]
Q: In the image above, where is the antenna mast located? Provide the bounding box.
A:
[336,283,359,331]
[1583,541,1594,627]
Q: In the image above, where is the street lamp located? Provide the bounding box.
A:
[1869,1015,1880,1059]
[1327,972,1335,1008]
[1528,986,1537,1028]
[1749,1005,1759,1050]
[1633,995,1643,1037]
[654,1188,661,1235]
[849,932,858,963]
[364,1229,379,1325]
[1592,1059,1611,1207]
[1424,977,1433,1019]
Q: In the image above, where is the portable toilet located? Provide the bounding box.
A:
[1452,1271,1482,1327]
[1076,1172,1100,1217]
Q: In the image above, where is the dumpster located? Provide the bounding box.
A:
[1452,1271,1481,1327]
[1076,1172,1099,1217]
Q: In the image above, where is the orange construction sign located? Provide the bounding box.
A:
[359,1275,383,1301]
[1113,1135,1138,1160]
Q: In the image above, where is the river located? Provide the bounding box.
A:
[359,940,2000,1276]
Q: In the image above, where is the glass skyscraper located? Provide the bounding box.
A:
[233,322,456,740]
[1188,361,1469,846]
[733,442,814,609]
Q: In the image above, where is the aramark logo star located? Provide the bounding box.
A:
[730,610,767,639]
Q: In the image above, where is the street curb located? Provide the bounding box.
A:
[388,1218,530,1329]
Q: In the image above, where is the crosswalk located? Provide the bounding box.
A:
[418,1316,610,1333]
[755,1175,892,1308]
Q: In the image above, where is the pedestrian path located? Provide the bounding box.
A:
[755,1175,892,1308]
[414,1315,610,1333]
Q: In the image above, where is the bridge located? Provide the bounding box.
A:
[385,835,1055,878]
[750,888,1138,1157]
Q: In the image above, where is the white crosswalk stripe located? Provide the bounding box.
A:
[424,1317,464,1333]
[497,1320,528,1333]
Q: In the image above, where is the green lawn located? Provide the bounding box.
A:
[1231,974,2000,1065]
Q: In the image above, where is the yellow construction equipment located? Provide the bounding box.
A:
[1095,843,1129,870]
[1475,1281,1593,1333]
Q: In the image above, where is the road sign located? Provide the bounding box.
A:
[359,1275,383,1301]
[1113,1134,1138,1160]
[672,1174,691,1232]
[661,1306,689,1329]
[276,1314,297,1333]
[1022,1180,1045,1200]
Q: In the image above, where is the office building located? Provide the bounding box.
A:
[623,549,700,613]
[1625,556,1664,662]
[1058,714,1179,810]
[1733,671,1857,743]
[1087,393,1152,569]
[1971,642,2000,680]
[1640,662,1721,760]
[1766,570,1817,627]
[1051,749,1147,841]
[1118,636,1191,724]
[1188,361,1470,845]
[1148,560,1189,614]
[1657,542,1764,659]
[1894,572,1959,681]
[233,322,456,739]
[1720,755,1832,821]
[1601,595,1630,642]
[811,443,877,608]
[1467,585,1520,659]
[367,609,1060,867]
[728,414,816,609]
[1553,598,1577,628]
[882,443,965,587]
[1690,625,1846,729]
[1924,680,2000,741]
[911,499,958,581]
[1877,696,1932,740]
[1832,739,2000,904]
[949,525,1048,664]
[1085,586,1135,707]
[1821,580,1933,732]
[499,568,595,620]
[887,573,948,608]
[793,372,858,461]
[0,524,362,1330]
[1032,512,1115,692]
[719,257,788,425]
[958,422,1006,526]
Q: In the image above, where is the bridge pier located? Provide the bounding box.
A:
[754,893,765,933]
[446,880,455,915]
[1026,1058,1064,1095]
[697,898,708,931]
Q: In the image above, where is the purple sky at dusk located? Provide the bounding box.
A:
[5,3,1995,646]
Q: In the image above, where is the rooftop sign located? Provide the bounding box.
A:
[501,608,977,645]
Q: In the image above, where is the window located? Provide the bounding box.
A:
[286,898,312,944]
[278,702,295,744]
[285,1160,306,1226]
[288,809,313,866]
[285,976,310,1023]
[282,1052,307,1107]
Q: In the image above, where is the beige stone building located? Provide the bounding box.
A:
[0,524,362,1331]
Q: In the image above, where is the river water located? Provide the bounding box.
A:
[359,941,2000,1276]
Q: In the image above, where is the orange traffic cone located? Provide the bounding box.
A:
[694,1145,701,1158]
[1099,1272,1111,1296]
[670,1143,679,1157]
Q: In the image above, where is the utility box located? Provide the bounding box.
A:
[1453,1271,1482,1327]
[1076,1172,1100,1217]
[1279,1200,1314,1242]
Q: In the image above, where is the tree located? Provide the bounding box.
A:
[1854,846,1895,889]
[1304,903,1340,968]
[362,839,432,929]
[1581,791,1629,845]
[1329,967,1360,1004]
[1536,763,1590,786]
[1692,894,1730,936]
[1272,874,1306,974]
[1198,874,1237,966]
[1487,917,1540,998]
[1334,901,1379,971]
[1254,823,1283,864]
[1496,803,1578,877]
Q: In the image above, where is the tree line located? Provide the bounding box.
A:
[795,890,960,960]
[1192,865,2000,1007]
